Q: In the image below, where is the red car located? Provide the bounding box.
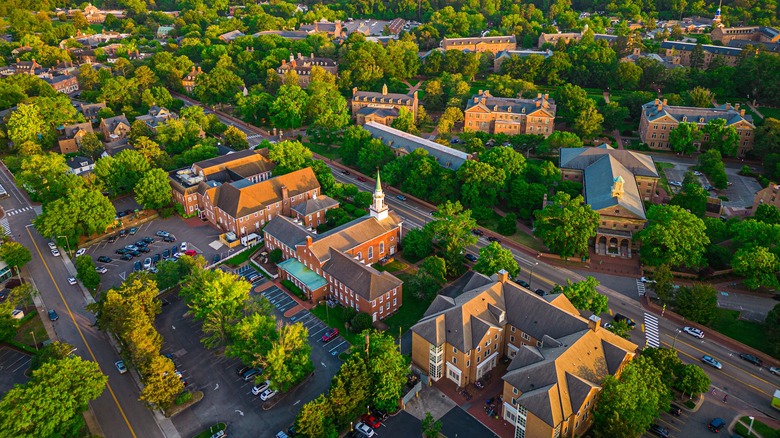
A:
[184,249,197,256]
[361,414,381,429]
[321,328,339,343]
[357,176,367,182]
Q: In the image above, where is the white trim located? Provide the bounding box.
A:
[446,362,462,386]
[477,351,499,370]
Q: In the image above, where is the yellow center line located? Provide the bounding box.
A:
[25,227,138,438]
[661,337,773,398]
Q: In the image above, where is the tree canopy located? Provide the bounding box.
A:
[533,192,599,259]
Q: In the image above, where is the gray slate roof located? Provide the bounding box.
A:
[727,39,780,52]
[364,121,472,170]
[584,155,646,219]
[321,250,402,301]
[660,40,743,56]
[640,100,754,127]
[291,195,339,216]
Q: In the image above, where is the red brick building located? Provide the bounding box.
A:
[264,174,404,319]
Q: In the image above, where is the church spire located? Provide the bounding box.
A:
[370,170,388,220]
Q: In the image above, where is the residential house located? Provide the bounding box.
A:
[44,74,79,94]
[264,174,404,318]
[157,26,174,39]
[441,35,517,55]
[364,122,473,170]
[343,18,406,36]
[79,102,106,124]
[411,270,637,438]
[99,114,131,142]
[351,84,418,126]
[299,19,343,39]
[494,49,553,72]
[65,156,96,175]
[639,99,755,156]
[58,122,94,154]
[277,53,338,88]
[659,41,742,68]
[11,58,41,75]
[559,145,659,257]
[464,91,556,137]
[182,66,203,93]
[218,30,245,43]
[169,149,276,219]
[752,183,780,212]
[135,106,177,133]
[68,48,97,64]
[291,195,340,228]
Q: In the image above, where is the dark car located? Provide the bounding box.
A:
[163,235,176,242]
[142,237,155,244]
[649,424,669,437]
[321,328,339,343]
[129,227,138,235]
[213,254,221,263]
[152,254,161,264]
[535,289,547,297]
[115,248,128,255]
[614,313,636,328]
[120,253,133,261]
[370,407,387,420]
[163,249,171,259]
[119,229,128,238]
[396,195,407,201]
[471,228,484,236]
[135,240,148,247]
[357,176,367,182]
[124,209,133,216]
[107,235,117,243]
[48,309,59,321]
[669,404,682,416]
[464,253,478,262]
[97,256,112,263]
[517,280,530,288]
[134,261,142,271]
[117,211,127,218]
[340,169,350,175]
[708,418,726,432]
[487,236,501,243]
[237,366,252,376]
[739,353,763,366]
[138,246,150,253]
[128,249,141,257]
[450,138,460,144]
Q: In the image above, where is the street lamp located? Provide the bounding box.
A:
[529,262,538,289]
[30,331,38,351]
[56,235,72,256]
[671,328,682,350]
[748,416,755,436]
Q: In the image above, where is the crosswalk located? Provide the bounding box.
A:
[636,279,646,296]
[644,312,660,348]
[4,206,34,216]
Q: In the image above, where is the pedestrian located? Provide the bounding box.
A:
[723,395,728,403]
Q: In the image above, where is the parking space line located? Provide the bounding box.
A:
[328,340,346,354]
[310,327,327,338]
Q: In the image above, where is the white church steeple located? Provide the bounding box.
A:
[370,170,388,221]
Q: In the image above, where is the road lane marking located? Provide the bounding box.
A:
[25,226,138,438]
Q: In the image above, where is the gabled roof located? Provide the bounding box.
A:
[584,155,646,219]
[193,149,275,179]
[364,121,472,170]
[465,91,556,117]
[560,145,658,177]
[63,122,93,138]
[100,114,130,131]
[211,167,319,218]
[291,195,339,216]
[660,40,743,56]
[307,212,402,264]
[322,249,402,301]
[641,100,755,128]
[442,35,516,46]
[262,215,311,248]
[496,49,553,60]
[357,106,399,118]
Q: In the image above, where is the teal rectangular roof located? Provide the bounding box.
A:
[278,258,327,291]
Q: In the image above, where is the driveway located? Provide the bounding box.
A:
[658,160,761,212]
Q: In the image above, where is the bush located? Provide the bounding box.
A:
[159,207,174,218]
[173,203,185,216]
[350,312,373,333]
[342,307,357,324]
[758,175,770,187]
[621,129,634,136]
[175,391,193,405]
[281,279,307,300]
[498,213,517,235]
[738,165,756,177]
[269,248,283,264]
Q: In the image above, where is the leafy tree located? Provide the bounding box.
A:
[222,126,248,150]
[754,204,780,225]
[732,246,780,290]
[35,187,115,243]
[653,265,676,304]
[353,192,373,210]
[669,183,709,217]
[359,330,409,411]
[7,103,47,146]
[573,102,604,139]
[401,227,434,262]
[406,256,446,301]
[457,160,506,208]
[480,146,526,178]
[602,101,630,130]
[78,132,104,160]
[95,149,151,195]
[636,205,709,268]
[328,355,371,426]
[473,242,520,277]
[497,213,517,235]
[688,86,713,108]
[668,122,701,155]
[133,136,164,163]
[391,106,419,135]
[508,179,547,220]
[560,276,608,315]
[421,412,443,438]
[339,125,371,166]
[268,140,313,174]
[0,241,31,270]
[676,363,711,398]
[555,83,590,121]
[592,355,670,437]
[194,67,243,106]
[129,120,155,143]
[17,153,79,204]
[296,394,338,438]
[702,118,739,157]
[75,255,100,290]
[614,61,643,90]
[134,168,173,210]
[0,355,107,436]
[357,139,395,175]
[675,284,718,324]
[698,149,729,189]
[29,341,75,372]
[271,84,310,129]
[264,323,313,392]
[533,192,599,259]
[540,131,583,155]
[139,354,184,409]
[430,201,478,275]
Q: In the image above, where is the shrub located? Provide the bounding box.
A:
[175,391,193,405]
[269,248,283,264]
[350,312,373,333]
[173,203,185,216]
[159,207,174,218]
[281,279,307,300]
[498,213,517,235]
[738,165,755,177]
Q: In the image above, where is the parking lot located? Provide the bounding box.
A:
[81,216,231,290]
[0,347,30,394]
[156,280,346,437]
[660,161,762,211]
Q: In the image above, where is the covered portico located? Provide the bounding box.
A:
[594,228,633,258]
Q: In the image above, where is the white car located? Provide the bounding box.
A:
[51,248,60,257]
[67,277,77,285]
[251,380,271,396]
[640,277,656,283]
[75,248,86,257]
[259,388,277,401]
[693,171,702,176]
[115,360,127,374]
[683,326,704,339]
[47,242,57,250]
[354,422,376,437]
[770,366,780,376]
[95,266,108,274]
[143,258,152,270]
[180,242,187,252]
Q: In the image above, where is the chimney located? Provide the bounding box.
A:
[740,109,746,116]
[281,185,289,200]
[544,93,549,100]
[725,102,731,110]
[654,98,659,105]
[735,103,740,111]
[15,58,19,63]
[197,66,202,72]
[306,235,312,247]
[289,53,294,63]
[663,99,667,105]
[657,104,662,112]
[281,60,286,65]
[297,52,301,59]
[311,53,314,59]
[473,97,479,103]
[536,100,541,108]
[352,87,358,96]
[382,83,388,95]
[588,314,601,331]
[537,93,542,99]
[478,89,483,95]
[497,269,509,283]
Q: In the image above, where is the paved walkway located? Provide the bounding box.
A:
[747,102,765,119]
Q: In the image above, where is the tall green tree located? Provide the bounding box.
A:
[669,182,709,217]
[295,394,338,438]
[328,355,371,427]
[34,187,115,242]
[194,67,244,106]
[75,255,100,290]
[457,160,506,208]
[270,84,310,129]
[688,86,712,107]
[753,204,780,225]
[430,201,478,275]
[222,126,249,150]
[702,118,739,157]
[675,284,718,324]
[560,276,608,315]
[225,307,277,368]
[533,192,599,259]
[573,102,604,139]
[732,246,780,290]
[421,412,443,438]
[360,330,409,411]
[7,103,47,146]
[401,227,434,262]
[17,153,80,204]
[264,322,313,392]
[668,122,700,155]
[139,354,184,409]
[653,264,676,304]
[676,364,711,399]
[268,140,313,174]
[0,241,32,270]
[473,242,520,278]
[134,168,173,210]
[636,205,709,268]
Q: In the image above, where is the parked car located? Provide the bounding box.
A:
[129,227,138,235]
[213,254,221,263]
[770,366,780,375]
[354,422,375,437]
[701,355,723,369]
[163,249,171,259]
[134,261,142,271]
[516,279,530,288]
[97,256,112,263]
[143,258,152,270]
[67,277,77,285]
[639,276,656,283]
[48,242,57,250]
[321,328,339,343]
[184,249,197,256]
[156,230,170,237]
[119,230,128,238]
[95,266,108,274]
[471,228,484,236]
[361,414,381,429]
[115,360,127,374]
[614,313,636,328]
[142,237,155,244]
[108,235,117,243]
[487,236,501,243]
[649,424,669,437]
[115,248,128,255]
[48,309,59,321]
[152,254,161,264]
[163,235,176,242]
[683,326,705,339]
[669,404,682,416]
[251,380,271,396]
[464,253,478,262]
[128,250,141,257]
[242,367,262,381]
[396,194,407,201]
[125,244,139,251]
[535,289,547,297]
[739,353,763,366]
[51,248,60,257]
[237,366,252,376]
[120,253,133,261]
[138,246,150,253]
[135,240,148,247]
[708,417,726,432]
[259,388,278,401]
[693,171,702,176]
[370,407,387,421]
[75,248,86,257]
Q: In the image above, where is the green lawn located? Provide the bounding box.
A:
[736,416,780,438]
[759,106,780,120]
[303,141,340,160]
[221,245,260,268]
[192,423,227,438]
[709,309,774,356]
[383,272,433,340]
[373,259,409,273]
[310,303,361,346]
[476,210,548,252]
[15,312,48,348]
[655,162,674,195]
